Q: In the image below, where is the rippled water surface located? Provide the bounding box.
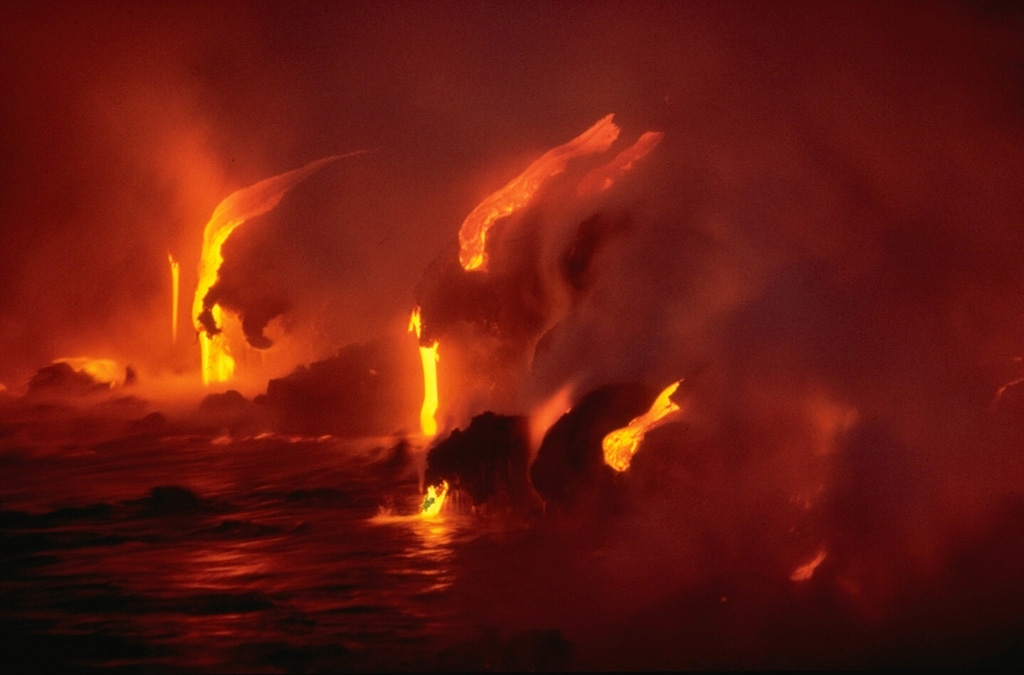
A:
[0,430,577,672]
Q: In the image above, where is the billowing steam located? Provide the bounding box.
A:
[1,2,1022,666]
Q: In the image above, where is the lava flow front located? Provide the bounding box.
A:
[192,154,360,385]
[457,113,620,271]
[602,381,683,472]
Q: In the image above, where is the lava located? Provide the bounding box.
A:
[420,481,448,518]
[602,380,683,472]
[192,154,353,385]
[168,253,180,344]
[577,130,664,196]
[457,114,620,272]
[409,306,440,436]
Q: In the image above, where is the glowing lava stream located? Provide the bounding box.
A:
[408,307,440,437]
[457,113,621,272]
[420,481,449,518]
[602,381,683,472]
[193,152,365,385]
[168,253,180,344]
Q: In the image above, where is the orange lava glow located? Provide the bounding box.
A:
[457,114,621,271]
[408,306,440,436]
[53,357,123,387]
[168,253,180,344]
[602,381,683,472]
[577,130,664,195]
[420,481,448,518]
[192,155,349,385]
[790,548,828,582]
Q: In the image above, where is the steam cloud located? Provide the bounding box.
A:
[1,1,1023,662]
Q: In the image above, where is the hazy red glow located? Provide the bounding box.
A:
[577,131,664,196]
[790,548,828,582]
[0,1,1022,669]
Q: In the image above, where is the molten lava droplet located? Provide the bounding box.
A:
[168,253,180,345]
[602,381,683,472]
[409,306,440,436]
[457,114,621,272]
[420,481,448,518]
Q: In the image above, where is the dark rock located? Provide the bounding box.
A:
[135,485,202,516]
[425,412,534,511]
[259,338,420,437]
[26,363,109,398]
[530,382,656,512]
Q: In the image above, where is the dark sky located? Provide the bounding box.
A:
[0,0,1021,394]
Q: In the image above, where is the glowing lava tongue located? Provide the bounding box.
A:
[457,114,620,271]
[409,306,440,437]
[168,253,180,344]
[192,154,359,385]
[602,381,683,472]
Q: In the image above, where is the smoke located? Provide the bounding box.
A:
[1,1,1023,657]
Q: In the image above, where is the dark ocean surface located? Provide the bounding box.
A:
[3,397,1024,672]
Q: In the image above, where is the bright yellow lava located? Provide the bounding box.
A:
[602,381,682,472]
[457,114,621,271]
[409,307,440,437]
[420,481,449,518]
[192,155,349,385]
[168,253,180,344]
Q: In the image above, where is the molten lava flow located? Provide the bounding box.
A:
[420,481,448,518]
[53,357,123,387]
[409,306,440,436]
[602,381,683,472]
[192,153,361,385]
[790,548,828,582]
[577,130,664,195]
[168,253,180,344]
[457,114,621,271]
